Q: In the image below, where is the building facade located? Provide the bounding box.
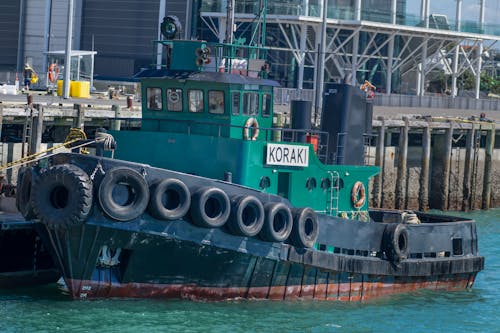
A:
[2,0,500,99]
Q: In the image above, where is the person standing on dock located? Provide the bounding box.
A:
[23,63,36,92]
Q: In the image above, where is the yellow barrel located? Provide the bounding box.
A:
[57,80,64,96]
[70,81,90,98]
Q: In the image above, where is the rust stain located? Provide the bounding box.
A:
[67,274,476,301]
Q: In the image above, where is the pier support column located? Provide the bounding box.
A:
[419,124,431,211]
[373,117,385,208]
[395,117,408,209]
[30,104,44,155]
[73,104,85,130]
[481,125,495,209]
[111,104,121,131]
[431,124,453,210]
[462,125,475,211]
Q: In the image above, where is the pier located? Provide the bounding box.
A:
[0,95,498,212]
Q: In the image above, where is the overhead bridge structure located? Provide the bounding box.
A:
[200,0,500,112]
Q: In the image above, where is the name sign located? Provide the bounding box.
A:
[266,143,309,167]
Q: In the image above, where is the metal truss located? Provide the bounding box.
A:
[201,11,500,99]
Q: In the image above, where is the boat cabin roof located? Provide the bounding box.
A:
[134,69,280,87]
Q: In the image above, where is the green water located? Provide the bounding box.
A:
[1,209,498,333]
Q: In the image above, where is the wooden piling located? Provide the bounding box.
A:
[442,125,453,210]
[419,124,431,211]
[394,117,408,210]
[30,104,44,155]
[372,116,385,208]
[482,125,496,209]
[462,125,475,211]
[73,104,85,130]
[111,105,121,131]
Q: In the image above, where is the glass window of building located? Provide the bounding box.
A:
[147,87,162,111]
[208,90,225,114]
[167,88,183,112]
[242,92,259,116]
[188,89,204,113]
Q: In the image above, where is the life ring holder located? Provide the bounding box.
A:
[243,117,259,141]
[351,181,366,209]
[48,63,60,83]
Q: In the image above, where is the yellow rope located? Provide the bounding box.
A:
[0,128,89,171]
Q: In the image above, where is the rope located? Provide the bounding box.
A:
[95,131,116,150]
[0,128,94,172]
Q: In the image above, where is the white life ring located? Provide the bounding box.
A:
[243,117,259,141]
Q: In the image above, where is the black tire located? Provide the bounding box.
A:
[383,223,409,262]
[16,166,36,220]
[227,195,264,237]
[190,187,230,228]
[148,178,191,220]
[259,202,293,242]
[31,164,93,228]
[98,167,149,222]
[289,207,319,248]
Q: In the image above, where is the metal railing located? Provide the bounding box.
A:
[273,87,500,112]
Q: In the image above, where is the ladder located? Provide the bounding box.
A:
[21,106,34,158]
[326,170,340,216]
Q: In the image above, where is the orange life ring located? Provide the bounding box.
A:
[243,117,259,140]
[351,181,366,209]
[48,64,59,82]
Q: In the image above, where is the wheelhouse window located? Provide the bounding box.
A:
[242,92,259,116]
[167,88,183,112]
[231,92,240,115]
[146,87,162,110]
[208,90,225,114]
[262,93,272,117]
[188,89,204,113]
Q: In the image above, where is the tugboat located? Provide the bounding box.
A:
[17,17,483,301]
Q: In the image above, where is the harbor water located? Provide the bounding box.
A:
[1,209,498,333]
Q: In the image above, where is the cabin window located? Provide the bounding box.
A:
[321,178,331,190]
[231,92,240,115]
[146,87,162,110]
[242,92,259,116]
[167,88,183,112]
[208,90,225,114]
[262,93,272,117]
[306,177,317,191]
[188,89,204,113]
[259,176,271,189]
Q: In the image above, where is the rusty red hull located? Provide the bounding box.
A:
[67,274,477,301]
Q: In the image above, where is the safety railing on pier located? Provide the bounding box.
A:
[273,87,500,112]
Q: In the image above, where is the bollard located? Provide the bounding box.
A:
[127,95,133,110]
[27,94,33,105]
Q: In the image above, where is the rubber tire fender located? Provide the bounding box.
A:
[259,202,293,242]
[190,186,230,228]
[98,167,149,222]
[289,207,319,248]
[16,166,36,220]
[31,164,93,228]
[383,223,409,262]
[227,195,264,237]
[148,178,191,220]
